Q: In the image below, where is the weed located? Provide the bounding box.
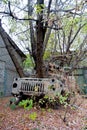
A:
[10,104,17,110]
[29,112,37,121]
[10,97,16,103]
[18,99,33,110]
[8,97,17,110]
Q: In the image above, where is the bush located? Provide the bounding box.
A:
[11,92,70,110]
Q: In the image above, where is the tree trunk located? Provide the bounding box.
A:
[36,20,44,77]
[35,0,45,78]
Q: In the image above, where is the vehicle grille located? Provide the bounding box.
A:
[20,82,44,92]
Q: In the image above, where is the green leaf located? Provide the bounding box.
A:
[19,99,33,110]
[29,112,37,121]
[34,4,45,14]
[23,54,33,68]
[10,104,16,110]
[3,0,8,4]
[44,95,49,99]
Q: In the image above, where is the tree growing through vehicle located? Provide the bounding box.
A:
[0,0,87,77]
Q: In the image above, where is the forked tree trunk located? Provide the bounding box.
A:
[28,0,52,78]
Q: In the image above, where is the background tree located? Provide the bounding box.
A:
[0,0,87,77]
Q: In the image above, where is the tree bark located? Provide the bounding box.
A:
[36,0,45,77]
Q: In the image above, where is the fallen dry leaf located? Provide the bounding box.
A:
[0,96,87,130]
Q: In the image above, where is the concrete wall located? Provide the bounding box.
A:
[0,35,20,96]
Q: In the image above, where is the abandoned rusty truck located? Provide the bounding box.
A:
[11,77,65,105]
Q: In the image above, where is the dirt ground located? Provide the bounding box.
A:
[0,95,87,130]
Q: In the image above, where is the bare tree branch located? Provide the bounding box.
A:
[28,0,37,62]
[57,30,62,54]
[66,23,87,52]
[15,28,30,36]
[50,9,83,16]
[62,29,66,53]
[0,11,37,21]
[47,0,52,18]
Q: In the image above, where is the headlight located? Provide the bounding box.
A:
[52,79,55,82]
[13,83,17,88]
